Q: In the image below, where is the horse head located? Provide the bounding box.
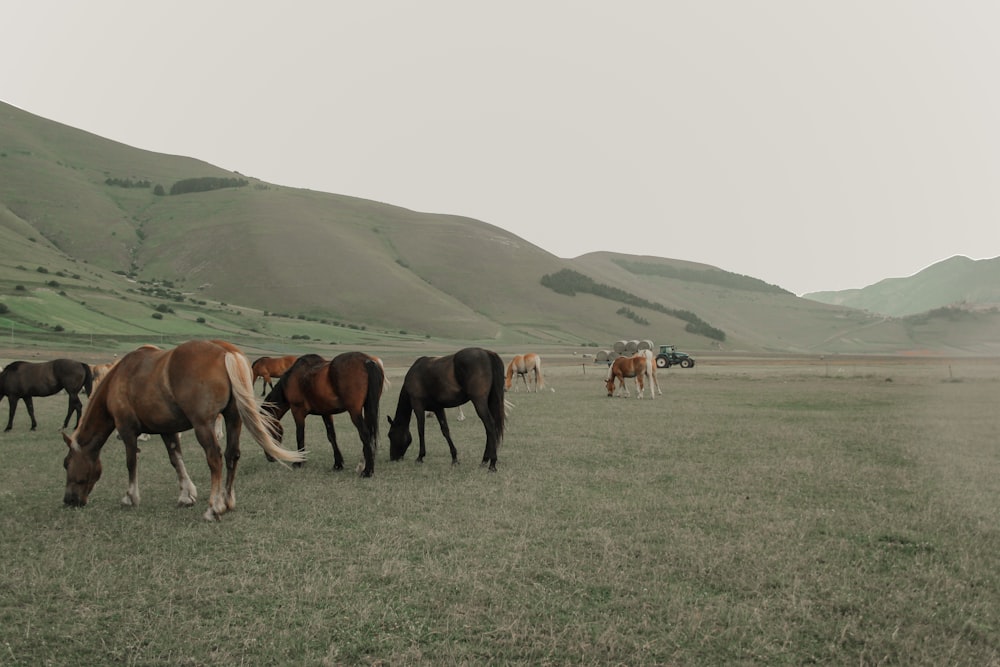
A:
[386,416,412,461]
[62,432,102,507]
[605,376,616,396]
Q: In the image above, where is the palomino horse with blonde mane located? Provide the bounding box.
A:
[605,354,652,399]
[90,358,119,390]
[251,354,298,396]
[62,339,304,521]
[637,348,662,396]
[261,351,386,476]
[505,353,545,392]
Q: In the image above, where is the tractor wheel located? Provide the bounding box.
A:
[656,356,668,369]
[680,358,694,368]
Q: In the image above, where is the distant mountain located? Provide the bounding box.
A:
[804,256,1000,317]
[2,100,998,355]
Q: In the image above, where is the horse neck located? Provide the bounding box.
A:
[73,399,116,454]
[390,389,414,430]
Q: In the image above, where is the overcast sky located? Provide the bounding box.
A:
[4,1,999,295]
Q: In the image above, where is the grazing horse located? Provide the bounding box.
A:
[90,359,119,391]
[605,354,651,399]
[1,359,93,431]
[62,339,304,521]
[637,349,662,396]
[251,355,298,396]
[505,352,545,392]
[388,347,506,471]
[261,352,386,476]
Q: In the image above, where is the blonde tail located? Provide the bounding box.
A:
[224,352,305,465]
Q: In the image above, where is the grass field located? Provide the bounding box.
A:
[1,354,998,665]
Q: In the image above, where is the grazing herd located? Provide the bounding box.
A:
[1,339,671,521]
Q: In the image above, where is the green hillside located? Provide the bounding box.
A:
[804,255,1000,317]
[2,100,998,356]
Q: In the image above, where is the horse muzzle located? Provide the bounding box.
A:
[63,492,87,507]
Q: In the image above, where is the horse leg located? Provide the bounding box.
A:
[414,410,429,463]
[349,411,375,477]
[118,433,142,507]
[193,422,226,521]
[431,409,459,465]
[636,374,645,399]
[292,410,308,469]
[23,396,38,430]
[3,397,17,431]
[162,433,197,506]
[221,413,242,513]
[470,399,499,472]
[321,414,344,471]
[64,391,83,429]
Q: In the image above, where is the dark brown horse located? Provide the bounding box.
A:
[1,359,93,431]
[62,340,304,521]
[261,352,386,476]
[387,347,506,471]
[251,355,297,396]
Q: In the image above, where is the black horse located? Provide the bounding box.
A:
[0,359,93,431]
[387,347,506,471]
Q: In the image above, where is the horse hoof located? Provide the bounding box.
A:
[332,463,344,471]
[265,454,276,463]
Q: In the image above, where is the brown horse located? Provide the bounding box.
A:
[1,358,93,431]
[388,347,507,471]
[261,352,386,476]
[505,352,545,392]
[62,340,304,521]
[251,355,297,396]
[605,354,651,399]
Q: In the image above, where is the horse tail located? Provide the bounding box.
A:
[81,362,94,396]
[223,352,305,465]
[364,359,383,450]
[534,356,545,391]
[488,351,506,443]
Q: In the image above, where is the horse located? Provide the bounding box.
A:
[62,339,305,521]
[261,351,386,476]
[387,347,506,471]
[251,355,298,396]
[1,359,93,431]
[605,354,651,399]
[637,348,662,396]
[505,352,545,392]
[90,358,119,391]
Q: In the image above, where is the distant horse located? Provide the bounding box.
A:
[605,354,651,399]
[1,359,93,431]
[388,347,506,471]
[505,353,545,392]
[261,351,386,476]
[90,359,119,391]
[62,340,304,521]
[251,355,298,396]
[637,349,662,396]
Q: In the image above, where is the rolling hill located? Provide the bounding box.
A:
[804,255,1000,317]
[2,100,998,356]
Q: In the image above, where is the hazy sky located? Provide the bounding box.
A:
[4,2,999,295]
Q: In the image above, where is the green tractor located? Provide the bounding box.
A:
[655,344,695,369]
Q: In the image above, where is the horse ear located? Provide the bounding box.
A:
[386,416,393,426]
[62,431,72,448]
